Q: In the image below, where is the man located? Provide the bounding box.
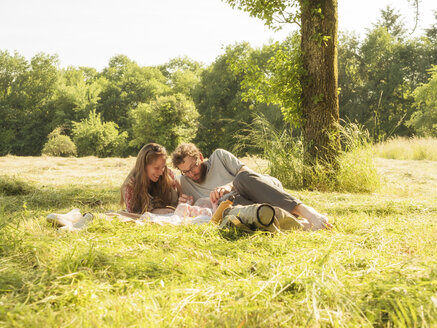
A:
[171,143,332,230]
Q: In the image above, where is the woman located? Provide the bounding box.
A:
[121,143,180,214]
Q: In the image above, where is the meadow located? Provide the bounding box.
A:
[0,141,436,327]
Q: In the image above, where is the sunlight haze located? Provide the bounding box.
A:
[1,0,435,69]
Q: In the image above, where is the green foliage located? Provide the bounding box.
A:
[407,65,437,137]
[193,43,249,155]
[193,43,250,155]
[0,51,59,155]
[98,55,169,132]
[42,127,77,157]
[373,6,406,40]
[193,43,285,156]
[72,110,128,157]
[159,56,204,96]
[235,115,380,192]
[223,0,300,31]
[338,7,437,141]
[227,34,303,127]
[51,67,102,131]
[2,5,436,158]
[130,93,199,152]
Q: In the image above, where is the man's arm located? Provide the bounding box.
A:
[209,165,253,204]
[178,193,194,205]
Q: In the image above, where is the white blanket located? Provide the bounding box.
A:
[139,212,211,225]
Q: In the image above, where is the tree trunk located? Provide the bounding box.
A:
[300,0,340,164]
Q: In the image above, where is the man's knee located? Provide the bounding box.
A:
[234,170,282,192]
[233,170,253,193]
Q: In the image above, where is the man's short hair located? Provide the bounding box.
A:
[172,143,201,167]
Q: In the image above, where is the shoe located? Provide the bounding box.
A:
[47,210,93,231]
[46,208,83,227]
[223,204,275,230]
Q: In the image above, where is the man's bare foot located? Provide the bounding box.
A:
[291,204,333,231]
[307,214,332,231]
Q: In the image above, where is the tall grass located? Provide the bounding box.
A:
[235,116,380,192]
[374,136,437,161]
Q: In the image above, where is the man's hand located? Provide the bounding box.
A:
[210,184,233,204]
[178,193,194,205]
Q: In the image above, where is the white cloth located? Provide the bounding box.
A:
[139,212,211,225]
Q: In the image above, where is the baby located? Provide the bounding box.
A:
[174,197,214,217]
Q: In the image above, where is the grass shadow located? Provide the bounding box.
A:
[1,186,119,214]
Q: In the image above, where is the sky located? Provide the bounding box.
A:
[1,0,435,70]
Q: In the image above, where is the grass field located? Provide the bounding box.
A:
[374,137,437,161]
[0,153,436,327]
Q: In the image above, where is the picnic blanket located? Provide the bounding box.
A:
[46,206,212,231]
[105,210,212,226]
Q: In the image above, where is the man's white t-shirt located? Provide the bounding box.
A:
[179,149,244,202]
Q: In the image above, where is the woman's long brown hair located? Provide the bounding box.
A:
[120,143,174,213]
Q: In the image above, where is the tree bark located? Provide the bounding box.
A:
[300,0,340,164]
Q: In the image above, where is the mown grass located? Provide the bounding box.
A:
[0,155,436,327]
[374,136,437,161]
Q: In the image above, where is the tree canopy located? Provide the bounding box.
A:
[0,5,435,157]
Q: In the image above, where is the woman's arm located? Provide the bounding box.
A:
[122,183,134,213]
[168,168,182,194]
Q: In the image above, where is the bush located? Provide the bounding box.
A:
[72,110,128,157]
[235,115,380,192]
[42,127,77,157]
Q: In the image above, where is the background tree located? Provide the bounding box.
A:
[0,51,28,155]
[338,7,437,140]
[374,6,406,40]
[159,56,204,97]
[226,34,303,129]
[425,11,437,41]
[337,31,367,126]
[223,0,340,165]
[407,65,437,136]
[1,2,433,158]
[51,66,102,133]
[72,110,128,157]
[0,51,59,155]
[130,94,199,152]
[193,42,283,156]
[98,55,169,132]
[193,43,250,155]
